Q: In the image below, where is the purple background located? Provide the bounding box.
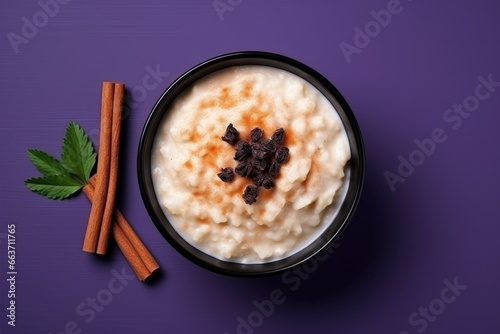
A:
[1,0,499,333]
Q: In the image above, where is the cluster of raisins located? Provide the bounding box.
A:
[218,123,290,204]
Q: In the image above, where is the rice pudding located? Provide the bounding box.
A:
[151,65,350,263]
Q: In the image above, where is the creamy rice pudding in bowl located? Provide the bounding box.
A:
[138,51,364,276]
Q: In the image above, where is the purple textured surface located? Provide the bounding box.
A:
[1,1,499,333]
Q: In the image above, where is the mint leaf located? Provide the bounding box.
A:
[61,122,96,183]
[25,121,96,199]
[27,149,68,177]
[25,175,83,200]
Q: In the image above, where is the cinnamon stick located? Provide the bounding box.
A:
[83,179,160,281]
[113,202,160,274]
[113,224,151,281]
[83,82,114,253]
[97,83,124,255]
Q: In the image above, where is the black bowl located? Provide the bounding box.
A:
[138,51,365,276]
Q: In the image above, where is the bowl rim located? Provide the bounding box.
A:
[137,51,365,277]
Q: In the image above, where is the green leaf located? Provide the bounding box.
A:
[27,149,68,177]
[61,122,96,183]
[25,175,83,200]
[25,121,96,200]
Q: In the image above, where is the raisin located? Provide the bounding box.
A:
[253,158,268,172]
[268,161,280,177]
[261,139,276,154]
[250,127,263,142]
[235,161,253,177]
[217,167,234,182]
[219,123,291,205]
[261,175,274,189]
[234,140,252,161]
[271,128,285,144]
[243,185,259,204]
[251,143,268,159]
[235,140,251,151]
[221,123,239,145]
[252,172,265,186]
[275,147,289,164]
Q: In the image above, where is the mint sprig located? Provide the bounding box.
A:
[25,122,96,200]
